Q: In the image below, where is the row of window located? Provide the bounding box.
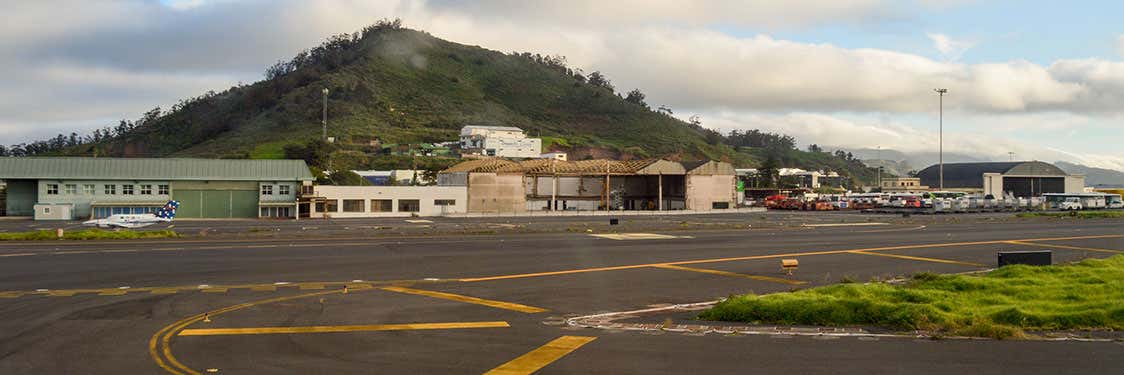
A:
[260,184,291,195]
[316,199,456,213]
[93,206,159,218]
[46,184,169,196]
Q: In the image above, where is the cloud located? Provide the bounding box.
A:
[927,33,975,61]
[1118,35,1124,58]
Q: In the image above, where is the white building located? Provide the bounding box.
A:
[459,125,542,158]
[541,152,567,161]
[309,186,467,218]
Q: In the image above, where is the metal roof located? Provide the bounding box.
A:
[442,158,728,176]
[917,161,1067,188]
[0,157,314,181]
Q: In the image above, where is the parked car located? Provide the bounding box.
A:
[1059,197,1083,211]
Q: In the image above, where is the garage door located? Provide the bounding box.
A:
[172,190,259,218]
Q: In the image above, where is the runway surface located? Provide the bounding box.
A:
[0,216,1121,374]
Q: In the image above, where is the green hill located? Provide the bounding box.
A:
[13,20,877,186]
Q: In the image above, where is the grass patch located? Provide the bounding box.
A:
[0,229,181,241]
[698,255,1124,339]
[1017,211,1124,219]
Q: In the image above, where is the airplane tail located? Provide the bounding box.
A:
[155,201,179,220]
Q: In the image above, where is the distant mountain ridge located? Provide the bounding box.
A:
[1055,161,1124,187]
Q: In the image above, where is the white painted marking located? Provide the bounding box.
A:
[274,282,290,285]
[424,278,440,281]
[118,286,131,290]
[590,233,681,240]
[405,219,433,223]
[351,279,364,283]
[801,223,889,228]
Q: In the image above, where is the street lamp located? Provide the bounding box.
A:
[934,88,947,191]
[321,88,329,141]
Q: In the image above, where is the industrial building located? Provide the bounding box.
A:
[917,161,1084,197]
[438,158,737,214]
[880,177,928,193]
[458,125,542,158]
[306,185,466,218]
[0,157,313,220]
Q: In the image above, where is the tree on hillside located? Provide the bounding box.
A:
[807,144,823,153]
[657,105,673,116]
[587,71,614,91]
[757,154,780,188]
[624,89,647,108]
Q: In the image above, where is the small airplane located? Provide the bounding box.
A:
[83,201,179,229]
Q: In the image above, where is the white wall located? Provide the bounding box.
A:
[1065,176,1086,194]
[312,186,467,218]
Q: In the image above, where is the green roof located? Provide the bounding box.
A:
[0,157,313,181]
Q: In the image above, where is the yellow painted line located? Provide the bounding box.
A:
[98,289,128,296]
[151,290,343,375]
[381,286,548,313]
[1005,241,1122,254]
[178,321,511,336]
[589,233,679,240]
[0,291,23,298]
[346,283,373,290]
[151,289,179,295]
[651,264,806,285]
[201,288,227,293]
[461,235,1124,283]
[849,250,985,267]
[484,336,596,375]
[47,291,77,297]
[0,252,36,257]
[249,285,276,292]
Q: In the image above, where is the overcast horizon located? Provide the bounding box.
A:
[3,0,1123,170]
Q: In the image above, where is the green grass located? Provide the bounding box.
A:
[0,229,181,241]
[699,255,1124,339]
[1017,211,1124,219]
[249,140,293,159]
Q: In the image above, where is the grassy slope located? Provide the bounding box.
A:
[66,27,873,181]
[699,255,1124,339]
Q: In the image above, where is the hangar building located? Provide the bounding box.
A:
[917,161,1084,197]
[0,157,313,220]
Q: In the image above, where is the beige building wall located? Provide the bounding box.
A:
[685,175,736,210]
[467,173,526,213]
[311,185,467,218]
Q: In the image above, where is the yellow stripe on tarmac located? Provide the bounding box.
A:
[151,289,179,295]
[47,291,77,297]
[380,286,548,313]
[299,283,325,290]
[484,336,596,375]
[849,250,985,267]
[0,291,22,298]
[177,321,510,336]
[651,264,806,285]
[98,289,128,296]
[250,285,276,292]
[201,288,227,293]
[1005,241,1122,254]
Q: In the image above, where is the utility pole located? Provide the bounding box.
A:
[321,88,329,141]
[876,146,882,190]
[934,88,948,191]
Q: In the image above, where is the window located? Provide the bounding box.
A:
[140,184,152,195]
[260,207,291,218]
[158,184,169,195]
[83,184,95,195]
[315,200,338,213]
[370,199,392,212]
[434,199,456,206]
[278,185,290,195]
[342,199,365,212]
[261,185,273,195]
[64,184,77,194]
[712,202,730,209]
[43,207,51,214]
[104,184,116,195]
[122,185,134,195]
[46,184,59,195]
[398,199,420,212]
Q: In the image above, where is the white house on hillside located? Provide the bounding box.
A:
[459,125,542,158]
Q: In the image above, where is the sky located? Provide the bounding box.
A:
[3,0,1123,170]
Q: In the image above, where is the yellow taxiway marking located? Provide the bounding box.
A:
[1005,241,1122,254]
[249,285,276,292]
[201,288,228,293]
[484,336,596,375]
[98,289,128,296]
[589,233,680,240]
[0,291,23,298]
[848,250,985,267]
[651,264,806,285]
[178,321,510,336]
[381,286,548,313]
[151,289,179,295]
[460,235,1124,283]
[47,290,77,297]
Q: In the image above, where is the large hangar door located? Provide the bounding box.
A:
[171,182,259,218]
[1002,177,1064,197]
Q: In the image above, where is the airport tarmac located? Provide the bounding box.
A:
[0,217,1121,374]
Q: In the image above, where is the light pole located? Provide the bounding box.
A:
[934,88,947,191]
[321,88,329,141]
[876,145,882,190]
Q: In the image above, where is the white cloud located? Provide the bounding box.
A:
[1118,35,1124,57]
[927,33,975,61]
